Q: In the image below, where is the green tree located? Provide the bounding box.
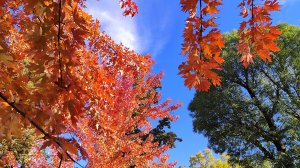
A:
[189,149,240,168]
[0,129,37,168]
[189,24,300,167]
[146,118,182,148]
[187,149,272,168]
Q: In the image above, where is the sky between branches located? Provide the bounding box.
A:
[86,0,300,166]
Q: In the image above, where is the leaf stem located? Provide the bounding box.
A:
[251,0,255,43]
[199,0,203,59]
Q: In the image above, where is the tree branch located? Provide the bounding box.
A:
[231,74,288,154]
[251,0,255,43]
[261,69,300,120]
[57,0,63,87]
[58,154,63,168]
[0,92,83,168]
[199,0,203,59]
[253,139,275,160]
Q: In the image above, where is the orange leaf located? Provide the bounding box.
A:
[62,140,78,155]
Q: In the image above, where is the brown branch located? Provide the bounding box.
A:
[199,0,203,59]
[0,92,83,168]
[58,154,63,168]
[261,69,300,120]
[250,0,255,43]
[231,76,288,154]
[0,93,51,138]
[253,139,275,160]
[57,0,63,87]
[199,0,203,39]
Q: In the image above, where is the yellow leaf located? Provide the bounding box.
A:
[0,101,9,107]
[44,1,51,6]
[0,53,13,62]
[34,2,46,18]
[0,53,14,67]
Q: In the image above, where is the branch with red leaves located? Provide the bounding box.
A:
[238,0,281,67]
[0,92,84,168]
[179,0,224,91]
[179,0,281,91]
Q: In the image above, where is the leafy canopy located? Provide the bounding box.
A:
[189,149,240,168]
[0,0,181,167]
[189,24,300,167]
[187,149,272,168]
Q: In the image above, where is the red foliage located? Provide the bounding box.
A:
[0,0,180,167]
[179,0,224,91]
[179,0,281,90]
[238,0,281,67]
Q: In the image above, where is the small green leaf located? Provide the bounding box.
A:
[27,81,35,88]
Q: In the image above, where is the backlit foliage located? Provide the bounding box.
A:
[0,0,180,167]
[189,149,241,168]
[179,0,281,91]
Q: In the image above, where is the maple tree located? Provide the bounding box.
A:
[179,0,281,91]
[0,0,287,167]
[0,0,181,167]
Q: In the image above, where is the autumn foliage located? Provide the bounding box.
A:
[179,0,281,91]
[180,0,224,91]
[0,0,284,167]
[0,0,180,167]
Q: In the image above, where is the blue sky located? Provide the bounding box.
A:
[86,0,300,167]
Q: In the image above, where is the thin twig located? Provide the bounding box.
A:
[199,0,203,59]
[58,154,63,168]
[0,92,84,168]
[251,0,255,43]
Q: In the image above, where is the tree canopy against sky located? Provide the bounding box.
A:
[188,149,241,168]
[0,0,181,167]
[0,1,298,167]
[189,24,300,167]
[187,149,272,168]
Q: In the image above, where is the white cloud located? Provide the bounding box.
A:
[86,0,143,52]
[279,0,300,5]
[85,0,174,59]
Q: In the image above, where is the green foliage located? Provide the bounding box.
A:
[189,24,300,167]
[129,118,182,149]
[0,129,37,167]
[150,118,182,148]
[189,149,240,168]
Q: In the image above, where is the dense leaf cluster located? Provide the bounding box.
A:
[189,24,300,167]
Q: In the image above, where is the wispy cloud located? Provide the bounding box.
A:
[86,0,174,59]
[86,0,143,52]
[279,0,300,5]
[134,2,173,58]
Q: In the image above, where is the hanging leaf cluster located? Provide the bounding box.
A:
[179,0,281,91]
